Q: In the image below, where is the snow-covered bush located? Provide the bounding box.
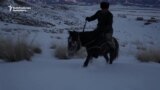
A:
[0,34,41,62]
[137,49,160,63]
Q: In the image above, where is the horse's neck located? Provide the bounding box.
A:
[79,32,95,46]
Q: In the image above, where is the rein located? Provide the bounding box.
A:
[83,20,87,32]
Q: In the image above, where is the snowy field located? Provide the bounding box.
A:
[0,3,160,90]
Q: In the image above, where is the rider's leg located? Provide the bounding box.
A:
[106,33,115,49]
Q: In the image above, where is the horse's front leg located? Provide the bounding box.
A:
[103,54,109,63]
[83,55,92,67]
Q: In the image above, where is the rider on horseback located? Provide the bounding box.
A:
[85,1,115,50]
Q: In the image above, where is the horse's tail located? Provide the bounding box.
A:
[112,37,119,60]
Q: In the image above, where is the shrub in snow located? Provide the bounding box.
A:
[50,43,57,49]
[144,17,158,25]
[132,40,143,46]
[144,22,151,25]
[32,46,42,54]
[56,36,61,39]
[136,17,144,21]
[151,17,156,20]
[137,49,160,63]
[147,18,158,23]
[117,14,127,18]
[120,42,128,47]
[148,41,154,45]
[0,35,41,62]
[136,45,147,51]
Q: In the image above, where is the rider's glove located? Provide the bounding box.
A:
[85,17,90,21]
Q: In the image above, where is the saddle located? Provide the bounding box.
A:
[95,33,115,50]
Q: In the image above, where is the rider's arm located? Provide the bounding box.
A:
[87,11,99,22]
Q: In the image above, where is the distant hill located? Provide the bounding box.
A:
[79,0,160,7]
[3,0,159,7]
[112,0,160,7]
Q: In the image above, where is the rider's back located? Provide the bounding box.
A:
[96,10,113,33]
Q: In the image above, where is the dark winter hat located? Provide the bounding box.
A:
[100,1,109,9]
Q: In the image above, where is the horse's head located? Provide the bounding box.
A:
[68,31,81,55]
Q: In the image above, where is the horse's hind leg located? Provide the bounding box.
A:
[109,59,113,64]
[109,53,114,64]
[83,55,92,67]
[103,54,109,64]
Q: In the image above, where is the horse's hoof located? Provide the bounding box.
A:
[106,61,109,63]
[109,62,113,64]
[83,64,88,67]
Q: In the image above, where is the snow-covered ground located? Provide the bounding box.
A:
[0,3,160,90]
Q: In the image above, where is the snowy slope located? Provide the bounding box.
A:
[0,3,160,90]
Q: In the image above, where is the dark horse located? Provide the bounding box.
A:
[68,31,119,67]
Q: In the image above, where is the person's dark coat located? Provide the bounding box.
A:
[86,10,113,34]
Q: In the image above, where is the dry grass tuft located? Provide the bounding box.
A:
[74,47,87,58]
[137,49,160,63]
[0,39,32,62]
[54,45,69,59]
[54,45,87,60]
[0,35,41,62]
